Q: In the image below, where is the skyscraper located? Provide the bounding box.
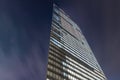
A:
[46,4,107,80]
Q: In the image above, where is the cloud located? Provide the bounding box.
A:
[0,42,47,80]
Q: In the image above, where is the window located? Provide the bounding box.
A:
[53,13,60,22]
[52,27,60,35]
[82,41,84,45]
[54,7,59,14]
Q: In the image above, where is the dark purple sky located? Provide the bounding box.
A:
[0,0,120,80]
[0,0,52,80]
[54,0,120,80]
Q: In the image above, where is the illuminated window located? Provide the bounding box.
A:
[54,7,59,14]
[53,13,60,22]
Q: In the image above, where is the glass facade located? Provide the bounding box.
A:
[46,4,107,80]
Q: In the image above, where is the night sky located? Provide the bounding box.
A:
[54,0,120,80]
[0,0,120,80]
[0,0,52,80]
